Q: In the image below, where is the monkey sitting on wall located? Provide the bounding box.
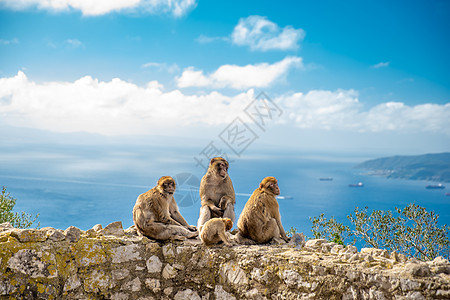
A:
[237,176,290,244]
[200,218,233,246]
[133,176,198,241]
[197,157,235,232]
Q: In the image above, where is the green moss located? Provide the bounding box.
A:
[146,241,162,254]
[37,283,46,293]
[0,231,11,243]
[73,238,108,267]
[81,269,111,295]
[263,262,279,274]
[54,248,76,279]
[0,237,25,274]
[9,278,18,286]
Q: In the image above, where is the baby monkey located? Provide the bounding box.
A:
[200,218,233,246]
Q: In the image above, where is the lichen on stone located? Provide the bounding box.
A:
[0,222,448,299]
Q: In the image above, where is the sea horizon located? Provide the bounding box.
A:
[2,149,448,248]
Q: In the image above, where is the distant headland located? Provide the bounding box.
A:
[355,153,450,183]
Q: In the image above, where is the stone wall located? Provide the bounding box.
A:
[1,221,449,300]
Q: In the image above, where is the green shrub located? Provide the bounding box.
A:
[310,203,449,261]
[286,226,298,238]
[0,186,39,228]
[310,213,354,245]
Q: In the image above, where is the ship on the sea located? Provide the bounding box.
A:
[349,182,364,187]
[425,183,445,189]
[319,177,333,181]
[277,195,294,200]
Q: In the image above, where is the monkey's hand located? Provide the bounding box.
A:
[210,205,223,214]
[219,196,233,210]
[218,198,227,210]
[186,225,197,232]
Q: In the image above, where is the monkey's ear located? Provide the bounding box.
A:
[259,183,264,189]
[210,158,216,165]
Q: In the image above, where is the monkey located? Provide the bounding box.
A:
[200,218,233,246]
[197,157,235,232]
[133,176,198,241]
[236,176,290,244]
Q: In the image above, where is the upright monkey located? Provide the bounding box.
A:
[237,176,289,244]
[197,157,235,232]
[133,176,198,241]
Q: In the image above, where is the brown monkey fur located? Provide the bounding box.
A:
[197,157,235,232]
[237,176,289,244]
[200,218,233,246]
[133,176,198,241]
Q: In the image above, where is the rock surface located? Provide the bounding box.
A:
[0,222,449,299]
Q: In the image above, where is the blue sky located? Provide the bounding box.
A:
[0,0,449,154]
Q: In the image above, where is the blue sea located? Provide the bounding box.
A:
[1,147,448,243]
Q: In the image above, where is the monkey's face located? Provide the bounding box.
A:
[215,161,229,179]
[269,181,280,195]
[209,157,229,179]
[162,180,175,195]
[261,179,280,195]
[223,218,233,231]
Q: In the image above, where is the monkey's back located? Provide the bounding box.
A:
[200,218,224,245]
[133,188,169,225]
[237,188,267,235]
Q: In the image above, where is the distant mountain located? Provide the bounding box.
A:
[355,153,450,182]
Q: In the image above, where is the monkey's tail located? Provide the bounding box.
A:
[235,232,257,245]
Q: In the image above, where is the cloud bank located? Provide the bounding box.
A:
[371,62,390,69]
[177,56,303,89]
[65,38,84,48]
[279,90,450,133]
[141,62,180,74]
[231,15,305,51]
[0,71,251,135]
[0,38,19,45]
[0,72,449,136]
[0,0,197,17]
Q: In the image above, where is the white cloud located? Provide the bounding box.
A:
[363,102,450,132]
[371,61,390,69]
[278,90,450,134]
[231,15,305,51]
[0,71,253,135]
[177,56,303,89]
[0,0,197,17]
[280,90,362,130]
[65,38,84,48]
[141,62,162,68]
[0,38,19,45]
[0,72,448,137]
[195,35,218,44]
[141,62,180,73]
[176,67,213,88]
[195,35,229,44]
